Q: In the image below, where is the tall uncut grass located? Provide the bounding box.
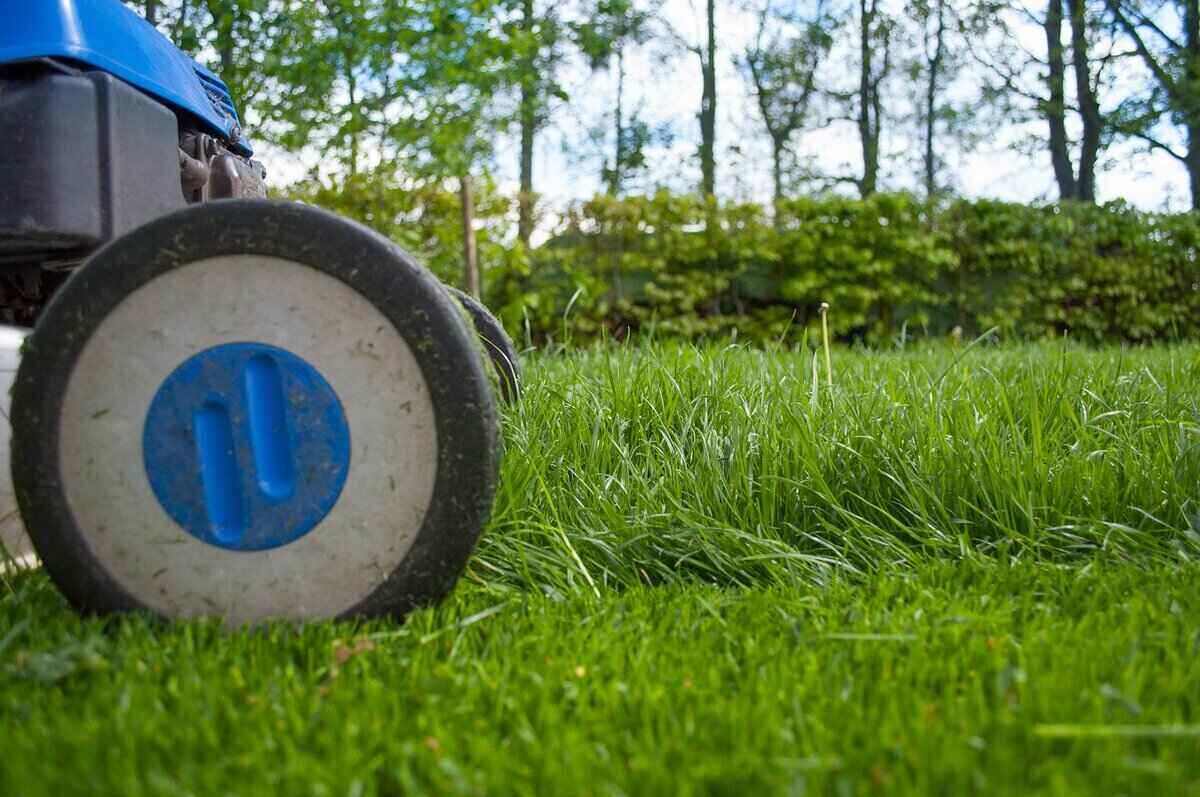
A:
[477,342,1200,594]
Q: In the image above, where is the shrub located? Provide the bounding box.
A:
[287,176,1200,346]
[491,194,1200,346]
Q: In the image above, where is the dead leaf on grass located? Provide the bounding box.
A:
[333,637,377,666]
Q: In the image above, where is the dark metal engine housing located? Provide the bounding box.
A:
[0,61,265,325]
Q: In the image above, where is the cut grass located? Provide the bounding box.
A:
[2,562,1198,795]
[2,342,1199,795]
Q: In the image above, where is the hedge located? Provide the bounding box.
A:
[287,176,1200,346]
[486,193,1200,346]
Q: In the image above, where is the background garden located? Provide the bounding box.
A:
[113,0,1200,350]
[1,0,1199,794]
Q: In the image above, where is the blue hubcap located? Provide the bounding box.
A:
[143,342,351,551]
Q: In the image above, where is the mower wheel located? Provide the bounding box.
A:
[447,287,521,403]
[10,200,499,624]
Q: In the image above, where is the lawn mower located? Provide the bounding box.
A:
[0,0,520,624]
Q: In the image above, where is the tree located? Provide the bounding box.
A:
[1068,0,1105,199]
[124,0,280,137]
[967,0,1119,202]
[196,0,273,125]
[665,0,720,196]
[505,0,568,246]
[912,0,949,197]
[828,0,894,196]
[573,0,657,195]
[1107,0,1200,209]
[855,0,893,196]
[905,0,984,199]
[741,0,836,207]
[699,0,718,196]
[1044,0,1077,195]
[265,0,510,295]
[122,1,198,48]
[1042,0,1105,200]
[123,1,162,27]
[385,0,512,296]
[255,0,414,177]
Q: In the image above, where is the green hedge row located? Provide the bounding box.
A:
[488,193,1200,345]
[287,176,1200,346]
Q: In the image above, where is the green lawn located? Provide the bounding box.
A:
[3,342,1199,795]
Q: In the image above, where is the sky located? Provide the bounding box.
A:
[260,0,1194,227]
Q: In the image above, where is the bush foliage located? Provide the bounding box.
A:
[288,178,1200,345]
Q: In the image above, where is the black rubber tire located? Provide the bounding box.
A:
[11,199,500,621]
[447,287,521,403]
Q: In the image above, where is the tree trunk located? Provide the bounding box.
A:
[207,0,235,76]
[517,90,535,244]
[145,0,159,25]
[858,0,879,197]
[868,60,884,196]
[746,49,784,206]
[1189,122,1200,210]
[1109,0,1200,207]
[517,0,536,246]
[220,40,234,84]
[1068,0,1100,201]
[609,48,626,195]
[460,176,480,298]
[699,0,717,197]
[1043,0,1076,199]
[347,72,359,177]
[855,0,890,197]
[219,34,234,77]
[1186,0,1200,209]
[923,0,945,199]
[172,0,192,45]
[771,135,785,210]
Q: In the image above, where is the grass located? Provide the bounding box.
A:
[2,341,1199,795]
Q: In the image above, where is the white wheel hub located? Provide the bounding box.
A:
[57,255,438,622]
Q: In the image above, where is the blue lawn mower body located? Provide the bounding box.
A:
[0,0,512,624]
[0,0,250,152]
[0,0,264,296]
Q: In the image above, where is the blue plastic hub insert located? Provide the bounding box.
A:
[143,343,351,551]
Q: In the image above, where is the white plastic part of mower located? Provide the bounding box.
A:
[0,324,33,569]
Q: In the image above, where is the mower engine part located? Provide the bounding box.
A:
[0,0,518,623]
